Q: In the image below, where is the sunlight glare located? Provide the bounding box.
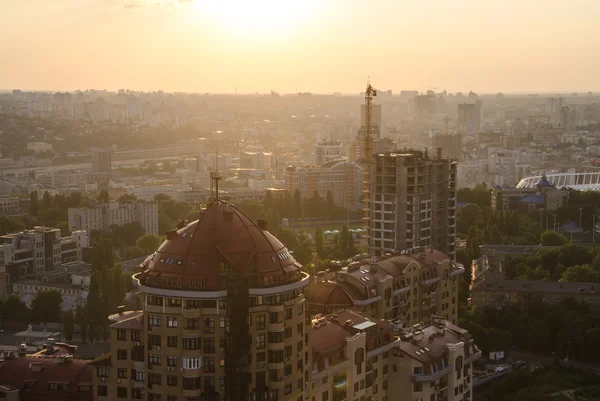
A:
[195,0,318,36]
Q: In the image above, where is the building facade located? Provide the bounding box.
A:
[368,151,457,258]
[305,248,464,327]
[68,201,159,235]
[314,141,342,167]
[93,200,310,401]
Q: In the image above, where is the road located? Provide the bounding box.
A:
[511,351,600,374]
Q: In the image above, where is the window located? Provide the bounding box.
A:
[167,375,178,386]
[285,384,292,395]
[183,377,201,390]
[204,376,215,392]
[413,383,422,392]
[268,331,283,343]
[149,354,162,365]
[117,368,127,379]
[355,349,364,375]
[383,380,388,390]
[131,330,140,342]
[285,364,292,376]
[256,352,266,363]
[148,334,161,347]
[117,329,127,341]
[284,345,292,358]
[297,378,303,390]
[257,315,266,330]
[167,316,178,327]
[148,296,164,306]
[383,364,388,374]
[269,312,279,324]
[117,349,127,360]
[268,350,283,363]
[413,366,423,375]
[97,366,109,377]
[133,370,145,381]
[204,356,215,373]
[187,319,199,329]
[167,356,178,367]
[183,337,201,350]
[285,308,292,319]
[117,387,127,398]
[149,315,161,327]
[256,334,266,349]
[78,385,91,393]
[167,298,182,307]
[297,303,303,315]
[204,317,215,333]
[167,336,178,347]
[97,386,108,397]
[149,373,162,386]
[204,337,215,353]
[183,356,202,370]
[148,393,162,401]
[322,390,329,401]
[285,327,292,339]
[297,323,303,335]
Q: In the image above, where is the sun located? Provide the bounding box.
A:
[194,0,318,36]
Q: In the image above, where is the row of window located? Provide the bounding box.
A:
[146,291,303,310]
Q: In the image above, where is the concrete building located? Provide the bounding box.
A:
[457,102,482,134]
[26,142,53,154]
[128,184,191,202]
[239,151,274,169]
[305,248,464,325]
[0,196,20,215]
[284,161,363,209]
[368,150,457,257]
[314,140,342,166]
[91,147,112,174]
[68,201,158,235]
[431,133,462,161]
[93,200,310,401]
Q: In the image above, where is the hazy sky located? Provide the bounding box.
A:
[2,0,599,94]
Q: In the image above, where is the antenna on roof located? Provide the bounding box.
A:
[209,146,223,204]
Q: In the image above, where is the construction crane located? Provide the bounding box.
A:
[363,81,376,254]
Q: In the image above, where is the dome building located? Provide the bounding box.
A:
[93,200,311,401]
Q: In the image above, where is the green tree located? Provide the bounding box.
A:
[457,204,483,236]
[42,191,51,209]
[0,216,25,235]
[97,189,110,203]
[62,310,75,341]
[87,271,102,324]
[540,230,568,246]
[314,226,325,258]
[136,234,162,254]
[118,194,138,202]
[326,190,334,210]
[120,246,146,260]
[57,221,70,236]
[31,290,62,323]
[560,264,600,283]
[29,190,39,216]
[1,294,30,323]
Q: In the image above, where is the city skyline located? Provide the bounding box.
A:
[3,0,600,94]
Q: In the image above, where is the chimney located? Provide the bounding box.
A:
[117,305,125,315]
[257,219,268,230]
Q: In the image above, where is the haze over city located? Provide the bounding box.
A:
[3,0,600,93]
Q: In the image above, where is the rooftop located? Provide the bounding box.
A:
[138,200,302,291]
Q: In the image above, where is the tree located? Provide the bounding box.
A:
[326,190,335,211]
[314,226,325,258]
[456,204,483,236]
[62,310,74,341]
[135,234,162,254]
[57,221,70,236]
[87,271,102,324]
[118,194,137,202]
[1,294,30,323]
[560,264,600,283]
[540,230,568,246]
[31,290,62,324]
[29,190,39,216]
[97,189,110,203]
[42,191,51,209]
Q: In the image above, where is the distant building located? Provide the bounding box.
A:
[368,150,457,257]
[360,103,382,128]
[0,196,20,215]
[491,174,569,212]
[431,133,462,161]
[26,142,53,154]
[314,140,342,166]
[239,151,273,169]
[457,101,482,134]
[91,147,112,174]
[128,184,191,202]
[68,201,158,235]
[284,161,363,209]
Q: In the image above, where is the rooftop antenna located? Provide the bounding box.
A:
[209,147,222,204]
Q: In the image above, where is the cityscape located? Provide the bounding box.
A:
[2,1,600,401]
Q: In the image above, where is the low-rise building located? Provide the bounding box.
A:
[491,174,569,212]
[68,201,158,235]
[0,196,21,215]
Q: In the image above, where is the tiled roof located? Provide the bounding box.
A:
[0,357,93,401]
[304,282,353,308]
[89,353,112,366]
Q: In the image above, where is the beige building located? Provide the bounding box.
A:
[284,161,363,210]
[305,248,464,326]
[92,200,310,401]
[0,196,20,215]
[68,201,159,235]
[491,175,569,212]
[368,150,457,258]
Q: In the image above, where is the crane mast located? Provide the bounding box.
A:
[363,82,376,254]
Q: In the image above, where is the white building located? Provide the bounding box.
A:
[68,201,159,235]
[128,184,191,202]
[0,195,20,215]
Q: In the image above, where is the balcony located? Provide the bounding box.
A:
[182,328,201,337]
[268,322,284,332]
[182,309,201,319]
[267,341,285,351]
[411,365,452,382]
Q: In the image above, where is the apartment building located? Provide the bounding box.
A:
[91,200,310,401]
[368,150,457,258]
[305,248,464,326]
[314,141,343,166]
[68,201,158,235]
[0,195,21,215]
[284,161,363,210]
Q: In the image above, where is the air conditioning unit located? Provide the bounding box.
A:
[117,379,121,384]
[135,342,141,346]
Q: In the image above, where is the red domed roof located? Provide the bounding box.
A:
[140,200,302,291]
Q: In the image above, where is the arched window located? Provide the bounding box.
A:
[355,348,364,375]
